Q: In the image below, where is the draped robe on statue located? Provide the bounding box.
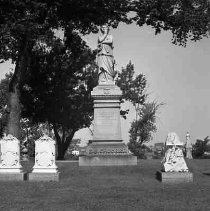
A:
[97,35,115,83]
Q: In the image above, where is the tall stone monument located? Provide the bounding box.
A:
[79,25,137,166]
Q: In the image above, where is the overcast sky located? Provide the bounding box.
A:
[1,23,210,145]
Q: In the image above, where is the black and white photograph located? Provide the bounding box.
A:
[0,0,210,210]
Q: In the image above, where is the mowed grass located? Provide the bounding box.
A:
[0,159,209,211]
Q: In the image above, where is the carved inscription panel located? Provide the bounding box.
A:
[88,147,129,155]
[94,108,121,140]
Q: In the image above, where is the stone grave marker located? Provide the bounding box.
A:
[0,135,26,181]
[28,135,60,181]
[157,132,193,183]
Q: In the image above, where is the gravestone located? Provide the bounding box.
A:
[79,25,137,166]
[28,135,60,181]
[157,132,193,183]
[0,135,27,181]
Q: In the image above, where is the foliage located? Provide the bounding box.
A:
[117,61,162,157]
[128,102,162,157]
[133,0,210,46]
[19,118,43,157]
[65,139,81,160]
[116,61,147,119]
[0,72,13,137]
[192,136,210,158]
[20,35,97,160]
[0,0,209,156]
[0,0,133,139]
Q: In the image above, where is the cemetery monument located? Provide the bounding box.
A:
[79,25,137,166]
[28,134,60,181]
[157,132,193,183]
[0,135,27,180]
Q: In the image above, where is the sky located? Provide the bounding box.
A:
[1,23,210,145]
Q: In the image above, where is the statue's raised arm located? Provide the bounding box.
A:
[97,25,115,84]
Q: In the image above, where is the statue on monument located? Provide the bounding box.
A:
[97,25,115,84]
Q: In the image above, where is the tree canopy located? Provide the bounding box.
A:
[0,0,209,140]
[19,33,97,159]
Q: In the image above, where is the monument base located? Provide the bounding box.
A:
[0,172,27,181]
[79,142,137,166]
[79,155,137,166]
[28,172,60,181]
[156,171,193,183]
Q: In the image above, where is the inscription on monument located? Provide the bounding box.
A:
[94,107,121,140]
[89,148,128,155]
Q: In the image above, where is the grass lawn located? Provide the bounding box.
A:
[0,159,209,211]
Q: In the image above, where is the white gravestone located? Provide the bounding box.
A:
[32,135,58,173]
[0,135,23,173]
[161,132,188,172]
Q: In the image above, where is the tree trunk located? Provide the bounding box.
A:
[57,142,66,160]
[7,58,24,139]
[53,123,76,160]
[6,37,31,139]
[6,85,21,138]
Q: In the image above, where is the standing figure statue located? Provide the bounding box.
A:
[97,25,115,84]
[185,132,193,159]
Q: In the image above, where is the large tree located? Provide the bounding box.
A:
[128,102,162,157]
[116,61,147,120]
[117,62,162,157]
[0,0,132,138]
[0,0,209,140]
[20,34,97,159]
[133,0,210,46]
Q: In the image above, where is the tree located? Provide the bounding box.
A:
[116,61,147,120]
[1,0,209,141]
[20,34,97,159]
[0,72,13,137]
[192,136,210,158]
[0,0,132,138]
[133,0,210,46]
[117,62,162,157]
[116,61,162,157]
[128,102,162,157]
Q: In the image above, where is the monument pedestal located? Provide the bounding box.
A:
[156,171,193,183]
[79,84,137,166]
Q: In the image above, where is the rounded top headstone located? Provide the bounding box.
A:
[165,132,184,146]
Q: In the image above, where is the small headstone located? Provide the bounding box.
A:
[28,135,59,181]
[0,135,26,181]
